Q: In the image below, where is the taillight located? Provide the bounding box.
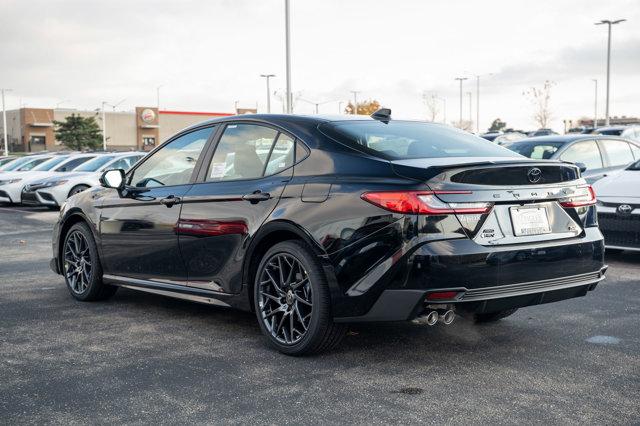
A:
[559,185,596,208]
[361,191,492,215]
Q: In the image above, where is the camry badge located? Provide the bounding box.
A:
[618,204,633,214]
[527,167,542,184]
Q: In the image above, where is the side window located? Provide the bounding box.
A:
[130,127,213,188]
[600,139,634,167]
[207,124,278,181]
[264,133,295,175]
[560,141,603,170]
[56,156,95,172]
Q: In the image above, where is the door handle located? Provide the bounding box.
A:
[242,190,271,203]
[159,195,181,208]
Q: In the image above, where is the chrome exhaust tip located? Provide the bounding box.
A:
[439,310,455,325]
[425,310,439,326]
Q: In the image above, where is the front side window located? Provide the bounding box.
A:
[560,141,603,170]
[206,124,278,181]
[31,156,70,171]
[319,121,519,160]
[600,139,634,167]
[130,127,213,188]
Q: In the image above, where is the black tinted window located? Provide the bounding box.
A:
[319,121,518,159]
[206,124,278,181]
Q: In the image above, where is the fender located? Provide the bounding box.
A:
[54,208,103,274]
[240,219,342,310]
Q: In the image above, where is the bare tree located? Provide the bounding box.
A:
[524,80,555,128]
[453,119,474,132]
[422,93,440,122]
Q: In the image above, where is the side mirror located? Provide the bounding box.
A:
[100,169,125,190]
[575,162,587,173]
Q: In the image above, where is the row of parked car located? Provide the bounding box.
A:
[0,151,145,209]
[483,126,640,253]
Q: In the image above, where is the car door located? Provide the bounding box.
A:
[559,139,605,183]
[598,139,636,176]
[98,126,215,283]
[177,122,297,294]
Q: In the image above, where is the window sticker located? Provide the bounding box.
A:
[210,162,226,178]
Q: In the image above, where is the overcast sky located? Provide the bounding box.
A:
[1,0,638,132]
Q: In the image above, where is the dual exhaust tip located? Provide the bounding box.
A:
[421,309,455,326]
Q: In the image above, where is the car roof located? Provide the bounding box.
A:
[514,134,637,144]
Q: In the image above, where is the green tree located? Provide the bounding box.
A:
[53,114,103,151]
[488,118,506,132]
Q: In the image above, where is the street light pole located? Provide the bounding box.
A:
[156,85,164,111]
[2,89,10,155]
[592,79,598,127]
[595,19,626,126]
[260,74,276,113]
[350,91,360,115]
[284,0,292,113]
[101,101,107,151]
[454,77,467,127]
[467,92,472,127]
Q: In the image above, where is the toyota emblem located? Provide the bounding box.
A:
[618,204,633,214]
[527,167,542,183]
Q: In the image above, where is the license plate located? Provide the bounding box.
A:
[510,206,551,236]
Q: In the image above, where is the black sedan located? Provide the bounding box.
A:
[503,134,640,183]
[50,111,606,355]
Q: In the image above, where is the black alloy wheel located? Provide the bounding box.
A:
[62,222,117,301]
[254,241,346,355]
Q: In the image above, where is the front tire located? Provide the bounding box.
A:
[62,222,117,301]
[253,241,346,356]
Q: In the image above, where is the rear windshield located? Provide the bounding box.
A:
[318,121,518,160]
[504,141,565,159]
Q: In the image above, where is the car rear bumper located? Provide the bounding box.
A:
[333,227,605,322]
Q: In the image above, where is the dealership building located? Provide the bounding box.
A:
[0,106,244,153]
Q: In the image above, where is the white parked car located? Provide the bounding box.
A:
[21,152,145,208]
[593,159,640,252]
[0,153,99,205]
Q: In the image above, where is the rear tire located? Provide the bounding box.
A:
[62,222,117,301]
[253,240,346,356]
[474,308,518,323]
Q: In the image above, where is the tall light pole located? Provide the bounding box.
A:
[55,99,69,109]
[474,73,493,133]
[592,79,598,127]
[350,91,360,115]
[156,85,164,110]
[260,74,276,113]
[2,89,11,155]
[467,92,472,126]
[338,101,344,114]
[595,19,626,126]
[101,101,108,151]
[454,77,467,127]
[284,0,292,113]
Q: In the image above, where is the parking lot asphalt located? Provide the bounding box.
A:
[0,206,639,425]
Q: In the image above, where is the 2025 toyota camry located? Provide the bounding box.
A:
[51,110,606,355]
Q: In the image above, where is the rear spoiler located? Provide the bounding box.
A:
[390,158,579,182]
